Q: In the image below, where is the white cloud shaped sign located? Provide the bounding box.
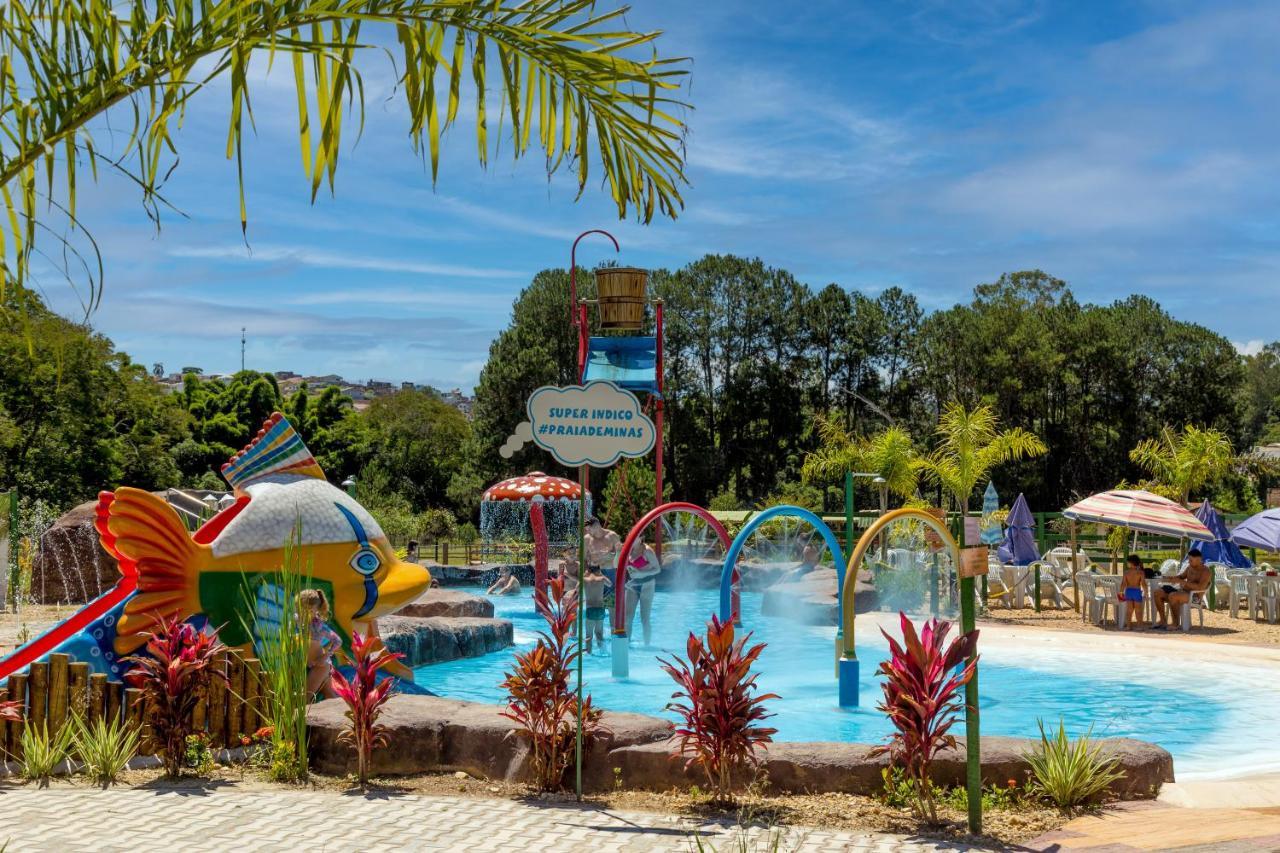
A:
[527,381,655,467]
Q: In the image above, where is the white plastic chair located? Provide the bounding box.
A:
[1094,575,1124,627]
[1027,560,1066,609]
[1251,576,1280,624]
[1181,589,1208,631]
[1226,570,1254,619]
[1160,559,1181,577]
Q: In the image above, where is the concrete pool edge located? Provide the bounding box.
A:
[307,694,1174,798]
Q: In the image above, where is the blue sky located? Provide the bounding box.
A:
[38,0,1280,390]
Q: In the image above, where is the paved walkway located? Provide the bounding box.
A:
[0,787,974,852]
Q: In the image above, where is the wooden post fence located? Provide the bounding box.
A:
[1,649,268,761]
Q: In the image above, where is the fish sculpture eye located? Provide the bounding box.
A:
[350,547,382,576]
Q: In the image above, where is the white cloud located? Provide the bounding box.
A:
[1235,339,1266,356]
[167,243,523,279]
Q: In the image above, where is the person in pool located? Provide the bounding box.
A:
[585,516,621,584]
[780,544,822,583]
[582,564,608,653]
[556,547,580,595]
[1120,554,1146,630]
[623,539,662,646]
[487,565,522,596]
[1151,548,1211,629]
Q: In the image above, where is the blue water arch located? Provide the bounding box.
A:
[717,505,848,683]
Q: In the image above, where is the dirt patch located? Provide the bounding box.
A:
[0,605,66,657]
[980,603,1280,647]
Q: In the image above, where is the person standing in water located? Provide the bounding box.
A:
[582,564,608,653]
[623,539,662,646]
[584,516,621,585]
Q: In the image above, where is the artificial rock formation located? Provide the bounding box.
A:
[377,615,513,667]
[759,567,879,625]
[29,499,120,605]
[306,695,1174,799]
[396,588,495,619]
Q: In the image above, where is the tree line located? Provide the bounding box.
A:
[4,257,1279,535]
[469,257,1280,521]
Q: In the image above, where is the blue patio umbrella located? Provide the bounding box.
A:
[1190,499,1252,567]
[997,493,1038,566]
[1231,508,1280,551]
[980,481,1003,545]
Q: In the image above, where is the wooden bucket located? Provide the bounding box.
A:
[595,267,648,330]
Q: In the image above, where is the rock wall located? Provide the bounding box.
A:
[306,695,1175,799]
[377,615,513,667]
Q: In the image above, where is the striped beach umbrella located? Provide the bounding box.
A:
[1062,489,1213,540]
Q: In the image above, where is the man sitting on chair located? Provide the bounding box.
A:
[1151,548,1211,630]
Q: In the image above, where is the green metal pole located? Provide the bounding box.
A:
[1208,564,1216,611]
[959,572,981,834]
[844,471,854,561]
[575,464,587,800]
[1034,564,1041,612]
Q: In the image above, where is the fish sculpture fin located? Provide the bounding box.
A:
[96,487,209,654]
[221,412,326,493]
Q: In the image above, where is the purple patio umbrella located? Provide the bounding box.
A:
[1189,500,1252,567]
[1230,508,1280,552]
[997,493,1038,566]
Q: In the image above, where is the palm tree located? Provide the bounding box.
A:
[801,413,920,501]
[918,402,1046,512]
[0,1,688,306]
[1129,425,1235,506]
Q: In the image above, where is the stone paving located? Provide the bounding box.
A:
[0,787,978,852]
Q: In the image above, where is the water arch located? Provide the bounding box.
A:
[716,505,847,627]
[612,502,732,677]
[838,508,961,707]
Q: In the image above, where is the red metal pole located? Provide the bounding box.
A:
[653,301,665,560]
[569,230,619,330]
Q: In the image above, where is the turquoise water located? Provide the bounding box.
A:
[415,587,1239,775]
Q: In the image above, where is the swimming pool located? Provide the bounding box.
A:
[415,587,1277,779]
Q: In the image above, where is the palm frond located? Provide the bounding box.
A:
[0,0,690,307]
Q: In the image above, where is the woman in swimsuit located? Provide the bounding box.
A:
[623,539,661,646]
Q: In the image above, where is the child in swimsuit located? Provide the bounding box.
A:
[1121,555,1146,630]
[297,588,340,701]
[582,565,607,653]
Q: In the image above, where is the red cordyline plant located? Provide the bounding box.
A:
[500,577,603,791]
[330,631,402,787]
[660,615,779,802]
[873,612,979,823]
[123,616,228,778]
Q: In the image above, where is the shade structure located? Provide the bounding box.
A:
[980,481,1003,545]
[997,493,1038,565]
[1062,489,1213,540]
[1189,499,1252,567]
[1230,508,1280,551]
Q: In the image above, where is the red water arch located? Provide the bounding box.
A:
[613,502,734,636]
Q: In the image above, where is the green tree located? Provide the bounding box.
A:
[0,1,689,301]
[918,402,1047,512]
[357,388,470,511]
[801,415,919,510]
[1129,425,1236,506]
[0,287,189,505]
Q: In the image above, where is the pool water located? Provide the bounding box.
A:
[415,587,1271,779]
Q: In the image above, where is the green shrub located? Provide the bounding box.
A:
[872,566,928,613]
[20,720,74,785]
[183,732,214,775]
[1025,719,1124,811]
[71,713,140,786]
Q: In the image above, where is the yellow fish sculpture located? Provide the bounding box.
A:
[0,412,431,682]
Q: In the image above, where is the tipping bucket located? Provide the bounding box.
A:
[595,267,648,330]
